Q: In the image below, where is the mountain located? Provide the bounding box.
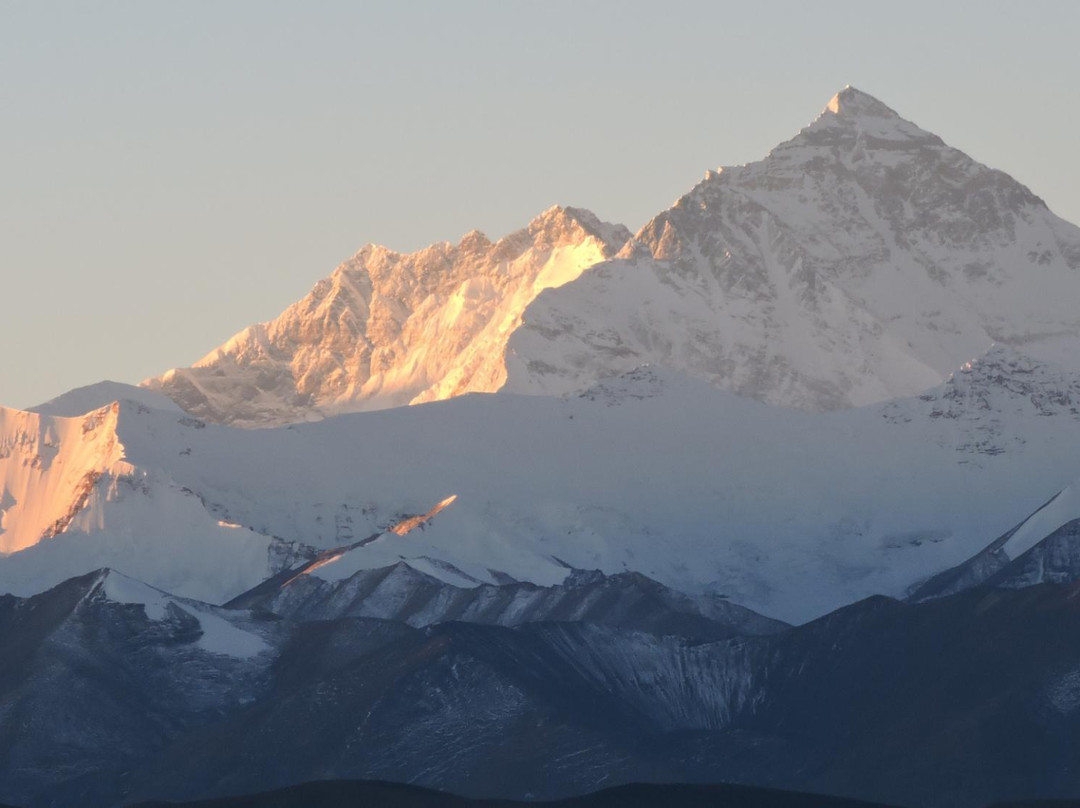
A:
[143,207,630,426]
[6,349,1080,623]
[9,83,1080,808]
[137,88,1080,426]
[7,569,1080,808]
[504,87,1080,410]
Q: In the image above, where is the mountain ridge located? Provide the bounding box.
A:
[143,206,630,426]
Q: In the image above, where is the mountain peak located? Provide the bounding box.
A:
[527,205,631,252]
[457,228,492,252]
[773,84,943,150]
[823,85,899,119]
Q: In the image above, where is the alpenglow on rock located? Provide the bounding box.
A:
[505,87,1080,410]
[144,207,630,426]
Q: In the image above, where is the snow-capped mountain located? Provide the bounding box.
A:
[505,87,1080,409]
[144,207,630,426]
[137,88,1080,427]
[7,348,1080,623]
[7,83,1080,808]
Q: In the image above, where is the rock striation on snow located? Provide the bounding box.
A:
[144,207,630,426]
[227,562,787,640]
[881,345,1080,455]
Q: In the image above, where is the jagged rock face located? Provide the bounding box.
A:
[144,207,630,427]
[505,87,1080,410]
[0,404,124,554]
[988,518,1080,590]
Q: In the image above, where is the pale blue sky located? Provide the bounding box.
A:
[2,1,1078,408]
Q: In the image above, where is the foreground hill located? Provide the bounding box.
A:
[5,570,1080,808]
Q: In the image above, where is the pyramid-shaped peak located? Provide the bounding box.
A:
[823,86,901,120]
[772,84,943,148]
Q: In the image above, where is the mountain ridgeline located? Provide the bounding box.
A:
[144,207,631,426]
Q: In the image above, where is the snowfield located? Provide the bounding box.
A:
[5,87,1080,624]
[4,352,1080,623]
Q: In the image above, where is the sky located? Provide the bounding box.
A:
[2,1,1078,409]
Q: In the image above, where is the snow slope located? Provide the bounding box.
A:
[143,206,630,426]
[0,402,273,602]
[505,87,1080,410]
[6,349,1080,622]
[908,472,1080,600]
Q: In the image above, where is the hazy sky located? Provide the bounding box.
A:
[3,1,1078,408]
